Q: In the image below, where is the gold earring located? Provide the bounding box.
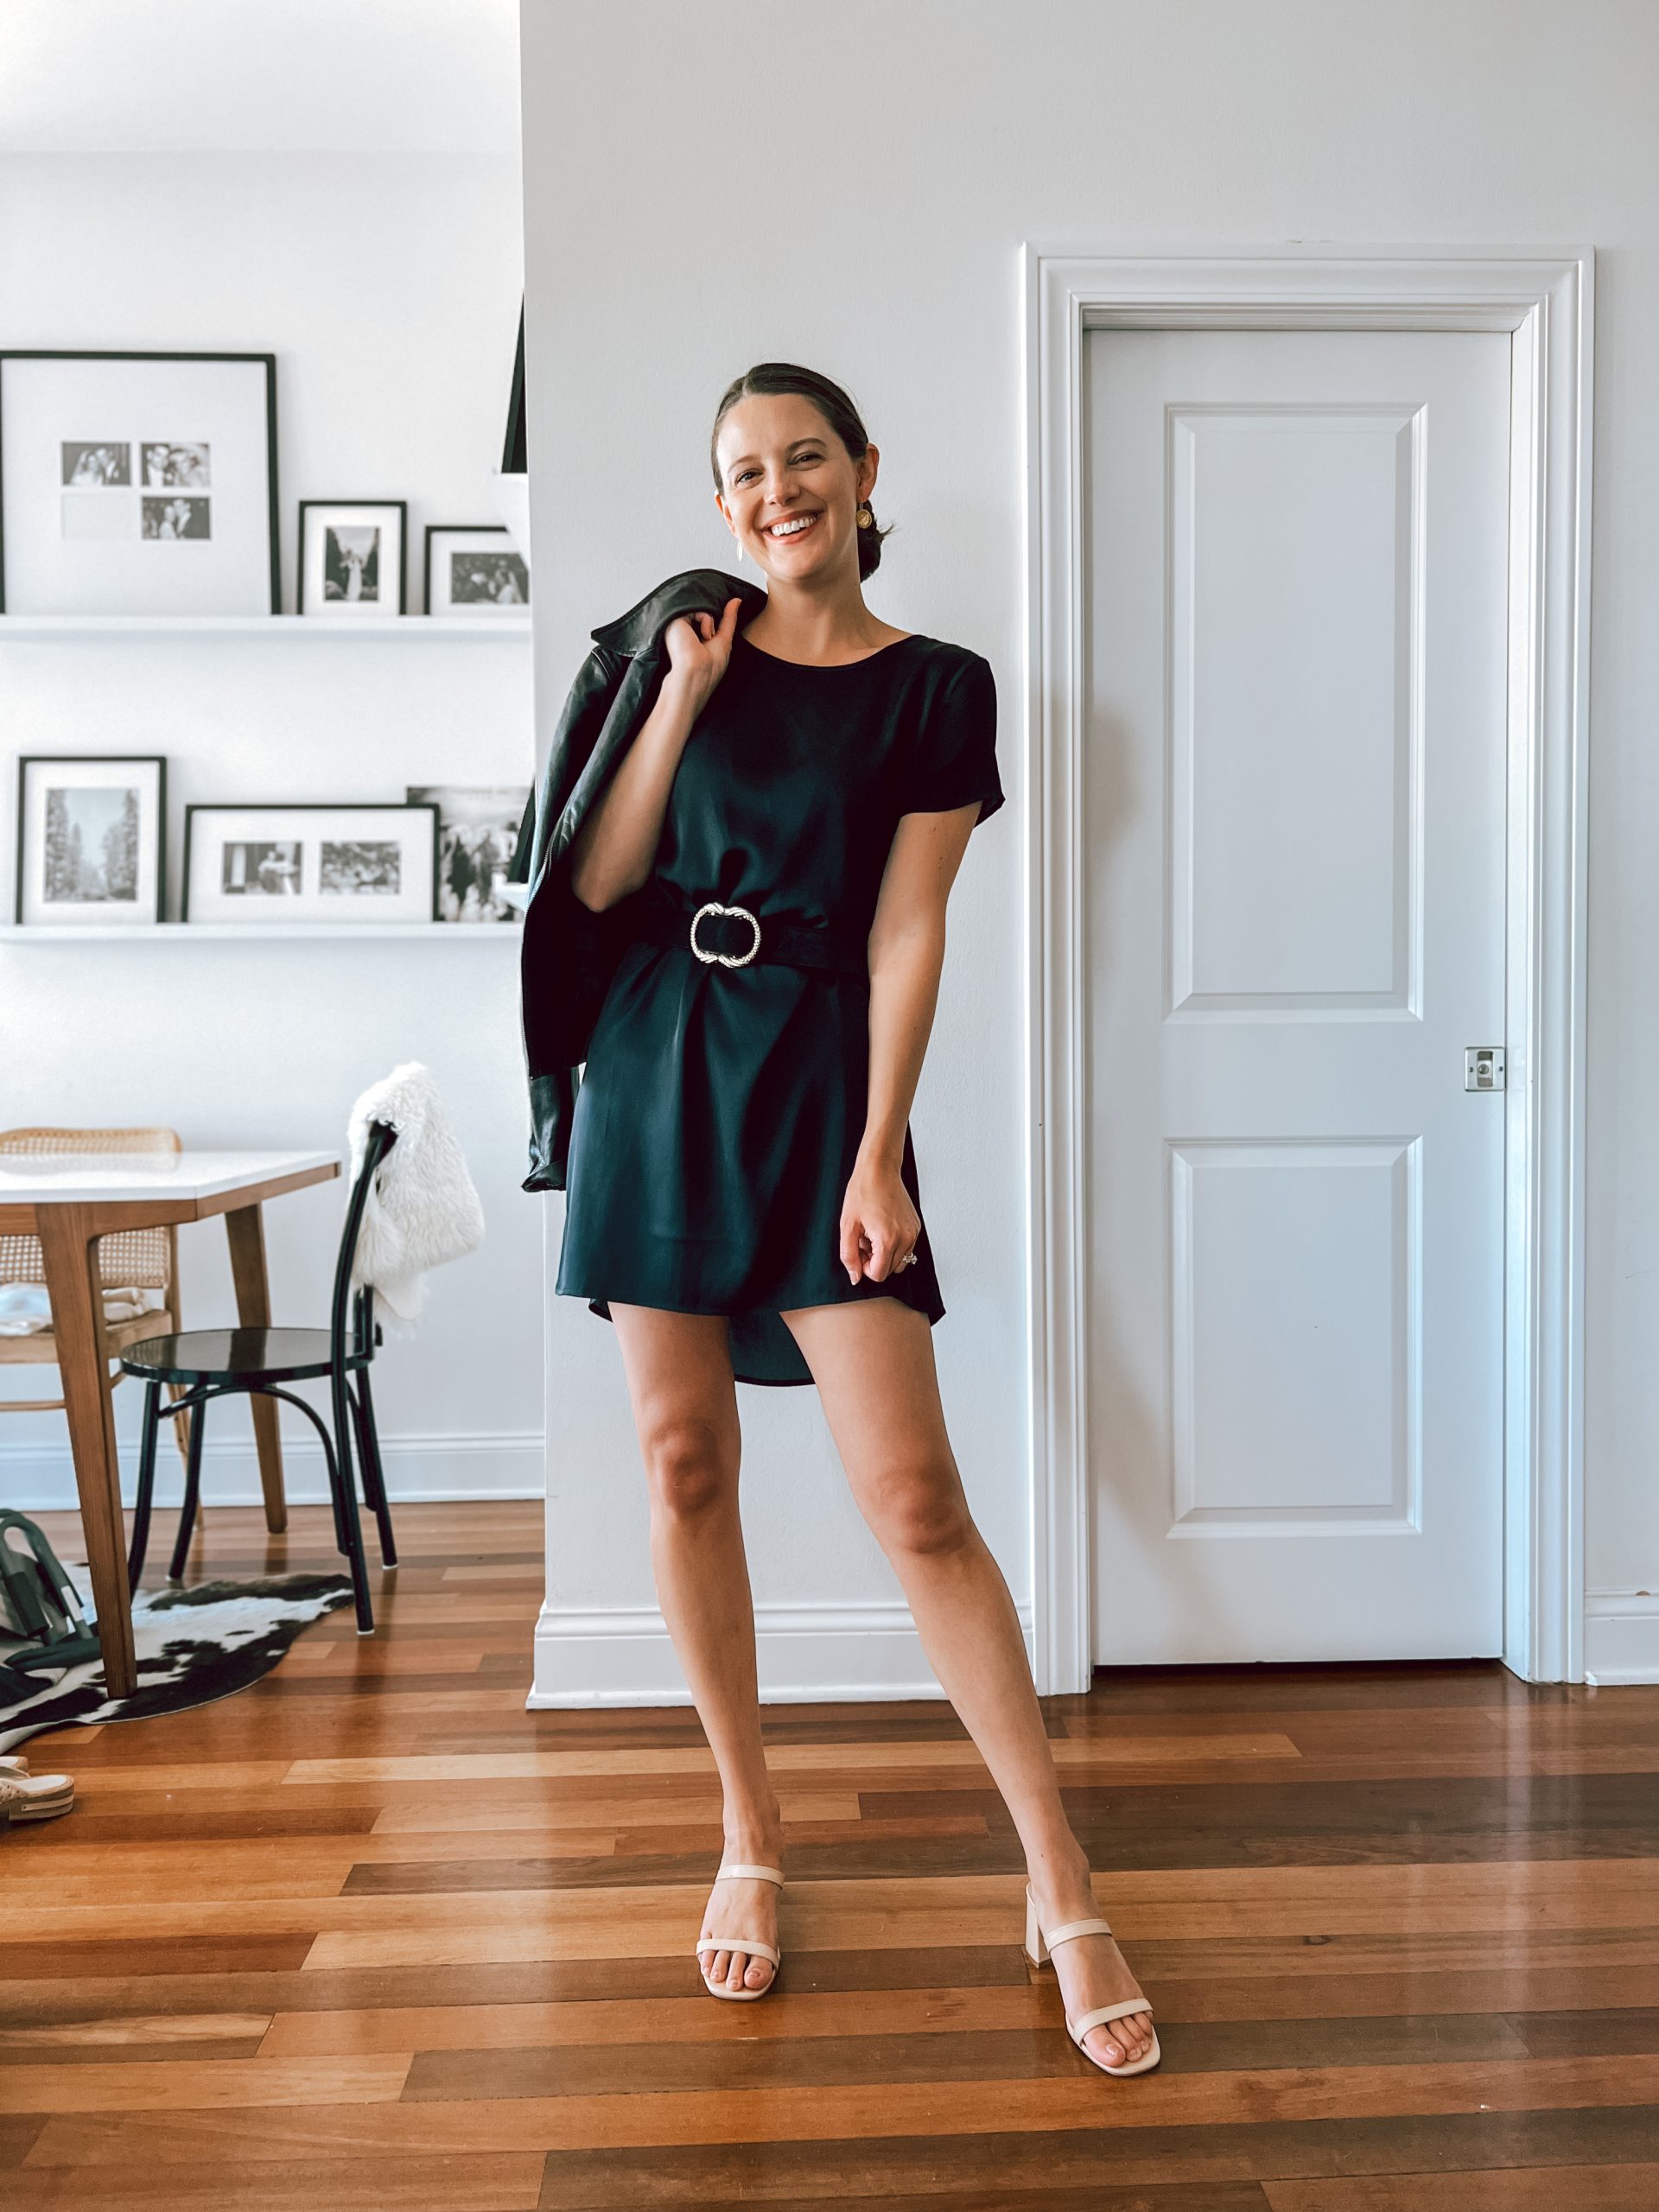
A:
[856,503,874,529]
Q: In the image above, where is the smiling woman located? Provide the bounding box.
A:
[536,353,1150,2068]
[710,359,897,599]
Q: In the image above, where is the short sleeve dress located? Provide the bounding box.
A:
[553,628,1005,1387]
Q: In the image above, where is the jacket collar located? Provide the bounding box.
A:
[589,566,771,658]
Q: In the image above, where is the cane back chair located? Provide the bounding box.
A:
[0,1126,192,1462]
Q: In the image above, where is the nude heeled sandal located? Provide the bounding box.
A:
[1024,1884,1160,2076]
[694,1860,785,2000]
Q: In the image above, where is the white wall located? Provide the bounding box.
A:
[520,0,1659,1694]
[0,144,541,1506]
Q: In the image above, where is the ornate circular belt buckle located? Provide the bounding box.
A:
[689,899,762,968]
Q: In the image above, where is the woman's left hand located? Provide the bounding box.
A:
[841,1153,920,1283]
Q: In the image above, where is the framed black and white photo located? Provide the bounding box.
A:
[424,524,529,615]
[297,501,407,616]
[182,802,438,924]
[407,783,531,923]
[14,754,166,925]
[0,352,278,614]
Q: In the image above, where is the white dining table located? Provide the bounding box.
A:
[0,1147,341,1695]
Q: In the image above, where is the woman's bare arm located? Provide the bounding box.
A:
[842,800,980,1281]
[568,597,742,912]
[568,671,708,911]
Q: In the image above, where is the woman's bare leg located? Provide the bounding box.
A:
[780,1295,1154,2068]
[608,1304,782,1993]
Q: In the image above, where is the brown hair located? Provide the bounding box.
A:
[710,361,894,580]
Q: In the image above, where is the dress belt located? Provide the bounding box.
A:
[634,888,868,978]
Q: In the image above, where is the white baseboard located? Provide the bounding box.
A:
[530,1598,1036,1707]
[0,1428,545,1510]
[1584,1591,1659,1685]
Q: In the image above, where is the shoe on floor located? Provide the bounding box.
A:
[0,1770,74,1823]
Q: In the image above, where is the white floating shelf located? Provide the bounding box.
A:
[0,922,523,942]
[0,613,531,639]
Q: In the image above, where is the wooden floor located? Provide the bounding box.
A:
[2,1500,1656,2211]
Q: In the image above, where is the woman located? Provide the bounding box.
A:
[553,361,1157,2077]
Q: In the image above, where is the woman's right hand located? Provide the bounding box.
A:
[664,595,742,700]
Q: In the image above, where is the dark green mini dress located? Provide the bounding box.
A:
[553,628,1004,1386]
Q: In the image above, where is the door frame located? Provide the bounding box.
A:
[1021,243,1595,1689]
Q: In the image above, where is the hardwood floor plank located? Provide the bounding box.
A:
[16,1762,297,1790]
[9,2153,547,2212]
[399,2012,1549,2101]
[246,1675,538,1701]
[611,1813,994,1853]
[0,1936,316,1980]
[1126,1967,1659,2020]
[1263,2166,1659,2210]
[257,1986,1054,2056]
[22,1807,384,1842]
[662,2193,1274,2212]
[369,1789,864,1833]
[0,2116,47,2171]
[16,2056,1659,2159]
[0,1947,1031,2035]
[526,2110,1659,2209]
[281,1736,1302,1784]
[0,2053,411,2113]
[1506,2006,1659,2058]
[0,2012,273,2050]
[251,1987,1659,2061]
[3,1834,623,1882]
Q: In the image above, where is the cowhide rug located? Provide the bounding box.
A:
[0,1567,356,1755]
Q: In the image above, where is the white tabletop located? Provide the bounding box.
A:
[0,1147,341,1203]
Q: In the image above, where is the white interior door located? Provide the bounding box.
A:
[1084,328,1510,1663]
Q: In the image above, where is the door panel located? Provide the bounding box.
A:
[1171,403,1415,1008]
[1085,330,1509,1663]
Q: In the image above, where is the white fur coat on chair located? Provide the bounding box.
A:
[346,1063,485,1326]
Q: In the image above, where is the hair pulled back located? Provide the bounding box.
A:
[710,361,893,581]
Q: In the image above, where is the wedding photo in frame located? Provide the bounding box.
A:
[181,800,439,924]
[407,782,530,922]
[0,350,279,614]
[14,753,167,925]
[297,499,407,615]
[423,524,529,615]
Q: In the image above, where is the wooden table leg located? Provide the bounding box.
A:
[37,1205,137,1699]
[224,1201,288,1534]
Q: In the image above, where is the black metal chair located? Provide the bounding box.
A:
[119,1121,400,1634]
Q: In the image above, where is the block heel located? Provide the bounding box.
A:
[1023,1885,1050,1964]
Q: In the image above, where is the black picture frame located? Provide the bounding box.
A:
[296,499,408,615]
[14,753,168,924]
[181,800,439,921]
[0,349,279,615]
[423,524,528,615]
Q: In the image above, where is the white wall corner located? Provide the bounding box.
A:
[529,1599,1035,1707]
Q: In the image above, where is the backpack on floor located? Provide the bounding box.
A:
[0,1510,103,1700]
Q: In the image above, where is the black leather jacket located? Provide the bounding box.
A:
[512,566,771,1192]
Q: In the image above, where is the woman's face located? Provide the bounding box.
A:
[715,392,875,582]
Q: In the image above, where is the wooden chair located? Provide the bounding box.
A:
[0,1126,193,1465]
